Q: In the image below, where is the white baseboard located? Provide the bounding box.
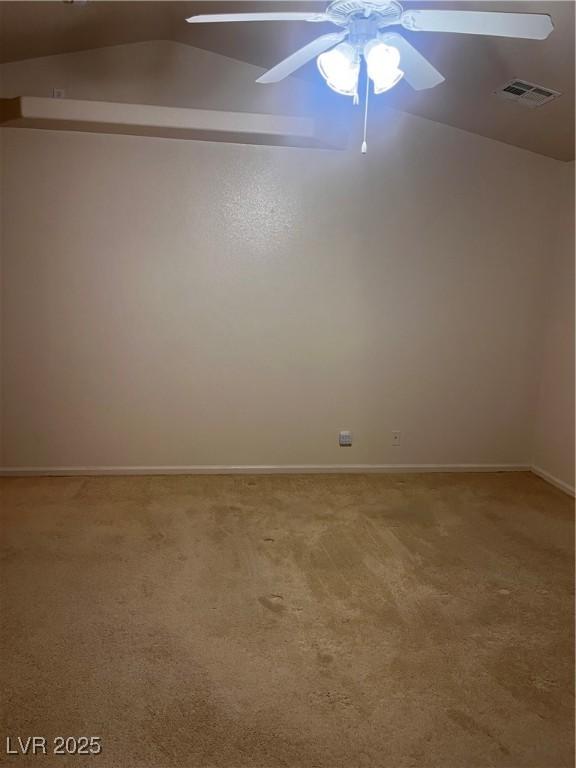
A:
[530,465,575,497]
[0,463,530,478]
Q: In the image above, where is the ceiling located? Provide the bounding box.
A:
[0,0,574,160]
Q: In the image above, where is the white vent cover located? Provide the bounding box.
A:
[495,79,561,108]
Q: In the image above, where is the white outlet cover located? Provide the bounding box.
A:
[339,430,352,447]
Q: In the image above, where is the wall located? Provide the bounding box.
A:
[0,40,315,115]
[0,126,3,465]
[0,42,572,471]
[532,162,575,493]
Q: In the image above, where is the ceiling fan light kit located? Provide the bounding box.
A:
[186,0,554,151]
[315,14,405,98]
[317,41,361,97]
[364,39,403,94]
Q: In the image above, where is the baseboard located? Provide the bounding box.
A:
[0,463,530,478]
[530,465,575,497]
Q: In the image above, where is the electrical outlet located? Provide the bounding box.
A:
[339,430,352,447]
[52,88,66,99]
[392,431,401,446]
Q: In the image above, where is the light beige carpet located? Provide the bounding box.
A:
[1,472,574,767]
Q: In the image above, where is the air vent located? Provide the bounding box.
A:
[495,79,560,108]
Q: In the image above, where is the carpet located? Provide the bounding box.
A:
[1,472,574,767]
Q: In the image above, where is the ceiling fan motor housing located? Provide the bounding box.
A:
[325,0,403,28]
[348,17,381,47]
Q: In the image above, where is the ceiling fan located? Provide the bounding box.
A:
[186,1,554,99]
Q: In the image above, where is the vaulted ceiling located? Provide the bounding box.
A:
[0,0,573,160]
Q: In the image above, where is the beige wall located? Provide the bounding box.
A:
[0,40,315,116]
[0,42,572,470]
[532,162,575,492]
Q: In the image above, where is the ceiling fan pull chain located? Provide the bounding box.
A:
[361,68,370,154]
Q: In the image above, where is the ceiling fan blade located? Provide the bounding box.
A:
[400,10,553,40]
[186,12,328,24]
[256,31,347,83]
[381,32,444,91]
